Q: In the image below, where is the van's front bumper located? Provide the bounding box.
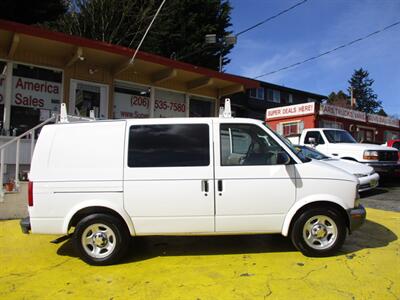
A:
[20,217,31,234]
[347,205,366,233]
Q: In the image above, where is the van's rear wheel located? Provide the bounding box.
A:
[73,213,129,265]
[291,208,346,257]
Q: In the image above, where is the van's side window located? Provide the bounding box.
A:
[128,124,210,167]
[220,124,288,166]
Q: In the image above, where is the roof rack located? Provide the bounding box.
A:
[219,98,232,118]
[59,103,97,123]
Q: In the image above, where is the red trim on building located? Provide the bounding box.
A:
[0,19,259,89]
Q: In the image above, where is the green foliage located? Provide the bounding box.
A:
[0,0,67,24]
[146,0,234,70]
[327,90,350,107]
[348,68,382,114]
[46,0,233,70]
[376,108,387,116]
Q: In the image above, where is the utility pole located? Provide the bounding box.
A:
[350,87,356,108]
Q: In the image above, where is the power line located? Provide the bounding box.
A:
[254,20,400,79]
[236,0,309,36]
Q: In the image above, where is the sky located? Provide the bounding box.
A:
[225,0,400,116]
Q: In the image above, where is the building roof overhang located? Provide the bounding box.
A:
[0,19,259,98]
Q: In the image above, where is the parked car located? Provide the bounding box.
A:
[21,111,366,265]
[383,139,400,151]
[294,145,379,192]
[288,128,400,175]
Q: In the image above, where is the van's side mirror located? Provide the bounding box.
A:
[277,152,291,165]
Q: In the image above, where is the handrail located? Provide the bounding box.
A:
[0,104,98,198]
[0,114,58,198]
[0,114,57,151]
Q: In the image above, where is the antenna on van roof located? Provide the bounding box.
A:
[219,98,232,118]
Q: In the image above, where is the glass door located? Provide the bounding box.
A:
[70,80,108,118]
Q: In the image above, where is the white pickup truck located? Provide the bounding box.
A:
[288,128,400,174]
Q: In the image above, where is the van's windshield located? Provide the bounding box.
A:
[263,123,311,163]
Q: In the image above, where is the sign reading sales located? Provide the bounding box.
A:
[319,104,366,122]
[0,75,5,104]
[11,76,61,111]
[266,102,315,120]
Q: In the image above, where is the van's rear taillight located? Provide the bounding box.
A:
[28,181,33,207]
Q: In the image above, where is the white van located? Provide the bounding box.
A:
[21,115,366,265]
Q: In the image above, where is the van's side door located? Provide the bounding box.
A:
[124,119,215,234]
[214,120,297,233]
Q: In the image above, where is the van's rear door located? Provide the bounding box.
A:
[123,118,215,234]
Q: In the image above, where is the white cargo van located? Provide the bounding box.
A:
[21,113,366,265]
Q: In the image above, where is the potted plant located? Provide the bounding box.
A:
[4,177,15,192]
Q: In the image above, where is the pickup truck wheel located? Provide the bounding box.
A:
[291,208,346,257]
[73,213,129,265]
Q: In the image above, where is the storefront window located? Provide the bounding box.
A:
[320,120,343,129]
[283,122,300,136]
[154,89,186,118]
[384,131,399,142]
[113,82,150,119]
[190,96,214,117]
[10,64,62,135]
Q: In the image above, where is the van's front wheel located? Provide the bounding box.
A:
[73,214,129,265]
[291,208,346,257]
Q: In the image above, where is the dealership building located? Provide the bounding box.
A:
[0,19,258,136]
[266,102,400,144]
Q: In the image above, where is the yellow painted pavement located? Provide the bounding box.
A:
[0,208,399,299]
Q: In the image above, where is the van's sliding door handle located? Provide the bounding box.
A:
[201,180,209,193]
[217,180,223,192]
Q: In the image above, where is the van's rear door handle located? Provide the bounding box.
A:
[217,180,223,192]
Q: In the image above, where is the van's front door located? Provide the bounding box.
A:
[214,121,296,233]
[124,119,215,234]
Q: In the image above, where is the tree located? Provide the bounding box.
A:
[376,108,387,116]
[327,90,351,108]
[148,0,234,70]
[348,68,382,114]
[47,0,233,70]
[0,0,67,24]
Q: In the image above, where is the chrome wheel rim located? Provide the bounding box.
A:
[303,215,337,250]
[81,223,116,259]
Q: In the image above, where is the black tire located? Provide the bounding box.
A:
[72,213,129,265]
[290,207,347,257]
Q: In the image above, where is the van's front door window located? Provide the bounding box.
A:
[220,124,288,166]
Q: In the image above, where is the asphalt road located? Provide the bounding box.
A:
[360,176,400,212]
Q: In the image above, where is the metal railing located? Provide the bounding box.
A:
[0,114,58,198]
[0,103,98,199]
